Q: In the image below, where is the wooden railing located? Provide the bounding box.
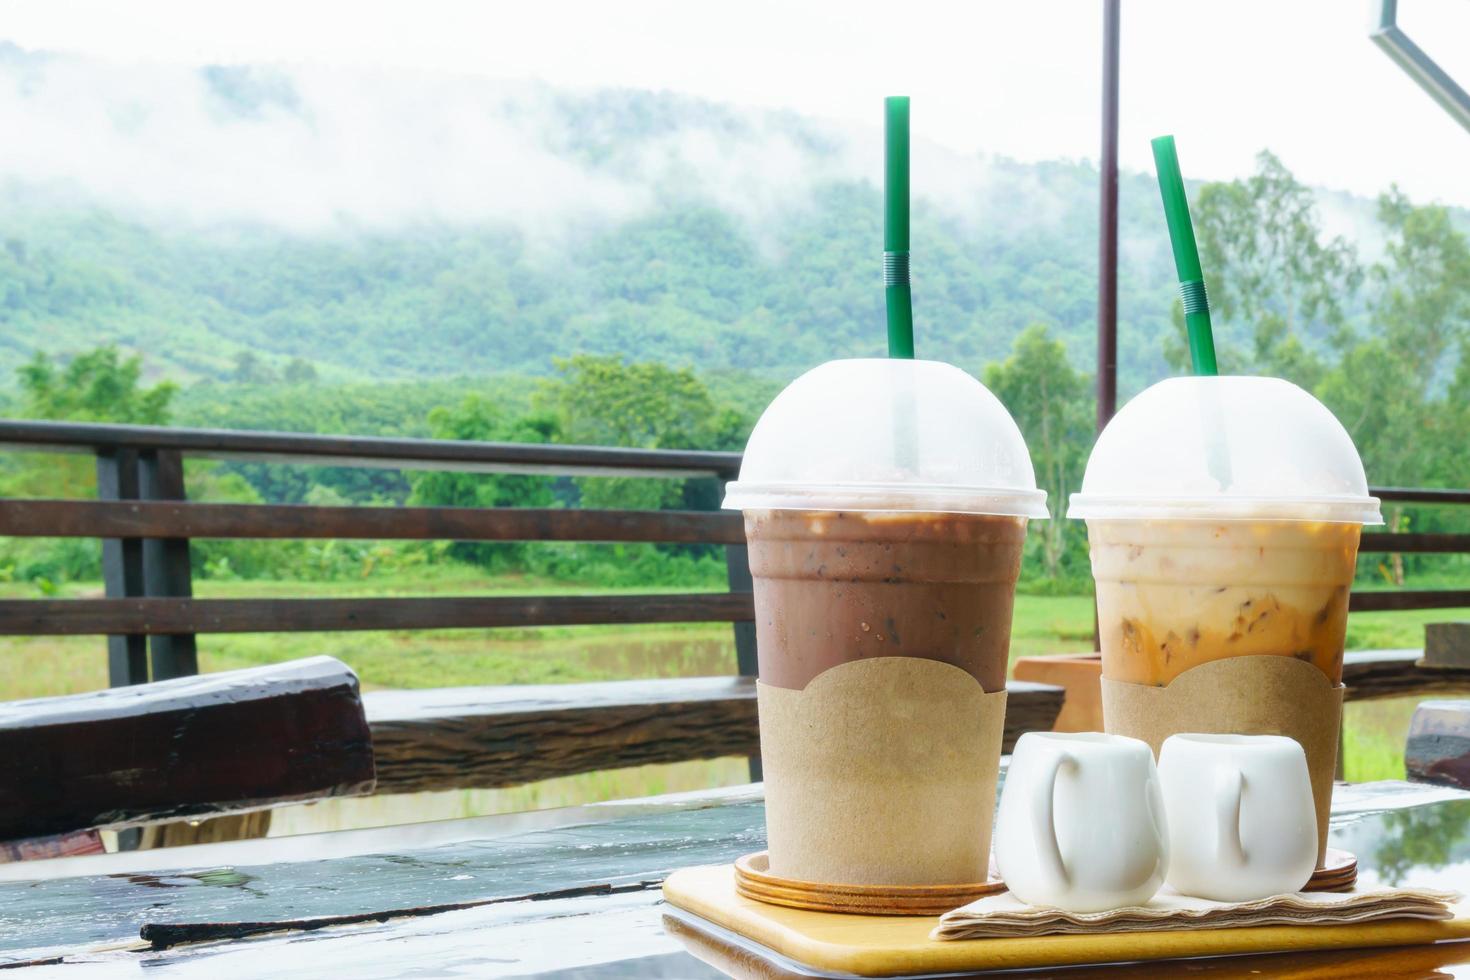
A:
[1,422,1467,663]
[0,420,1466,796]
[1354,486,1470,612]
[0,419,754,688]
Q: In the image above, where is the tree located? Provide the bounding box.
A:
[1321,189,1470,484]
[1369,188,1470,383]
[1317,190,1470,584]
[537,354,747,510]
[283,358,318,384]
[231,350,277,384]
[407,396,559,567]
[18,346,175,424]
[1188,150,1362,386]
[982,325,1093,580]
[6,346,176,500]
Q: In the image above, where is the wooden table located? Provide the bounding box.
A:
[4,778,1470,977]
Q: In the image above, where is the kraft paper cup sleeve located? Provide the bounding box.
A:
[1102,656,1344,865]
[758,657,1007,886]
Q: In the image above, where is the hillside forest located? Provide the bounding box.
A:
[5,150,1470,596]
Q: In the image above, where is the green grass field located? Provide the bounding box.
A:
[0,570,1455,831]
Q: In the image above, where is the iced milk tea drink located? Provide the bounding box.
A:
[1071,376,1381,866]
[1090,518,1361,687]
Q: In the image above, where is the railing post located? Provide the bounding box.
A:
[95,450,148,687]
[719,476,761,781]
[139,449,198,680]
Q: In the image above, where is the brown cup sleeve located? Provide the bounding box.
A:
[1102,656,1344,867]
[758,657,1007,886]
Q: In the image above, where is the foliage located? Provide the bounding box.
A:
[537,354,747,510]
[982,324,1094,584]
[18,345,176,425]
[1191,150,1362,383]
[4,147,1470,596]
[0,155,1183,394]
[408,396,558,567]
[1188,154,1470,587]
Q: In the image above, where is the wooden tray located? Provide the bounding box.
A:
[734,852,1004,916]
[664,864,1470,978]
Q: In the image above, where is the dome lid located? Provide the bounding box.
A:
[1068,375,1381,524]
[723,358,1047,518]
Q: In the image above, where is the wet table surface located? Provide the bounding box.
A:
[5,777,1470,978]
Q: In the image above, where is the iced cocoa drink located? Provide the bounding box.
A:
[1090,519,1361,686]
[725,358,1047,887]
[747,508,1026,692]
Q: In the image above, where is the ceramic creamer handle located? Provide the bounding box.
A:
[1033,749,1073,892]
[1215,766,1247,868]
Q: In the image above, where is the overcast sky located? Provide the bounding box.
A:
[4,0,1470,207]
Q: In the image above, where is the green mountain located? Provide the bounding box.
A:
[0,46,1399,396]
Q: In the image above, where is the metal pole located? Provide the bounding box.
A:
[1097,0,1121,432]
[1094,0,1121,653]
[1370,0,1470,135]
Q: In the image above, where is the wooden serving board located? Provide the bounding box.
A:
[663,865,1470,978]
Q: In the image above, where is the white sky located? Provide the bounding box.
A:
[3,0,1470,207]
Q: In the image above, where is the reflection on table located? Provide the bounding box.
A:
[2,779,1470,977]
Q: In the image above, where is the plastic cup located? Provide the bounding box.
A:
[742,508,1028,693]
[1070,376,1381,869]
[1069,376,1382,686]
[724,358,1047,885]
[726,359,1048,691]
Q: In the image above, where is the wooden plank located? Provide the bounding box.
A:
[720,479,761,781]
[1406,700,1470,788]
[2,419,1466,498]
[1373,487,1470,504]
[0,499,745,544]
[1344,649,1470,701]
[0,593,755,635]
[1003,682,1067,749]
[1011,654,1105,732]
[365,677,758,794]
[0,419,741,478]
[1350,591,1470,612]
[1361,533,1470,554]
[1425,623,1470,668]
[139,450,197,681]
[95,451,148,687]
[1001,649,1470,709]
[0,829,104,864]
[364,677,1065,795]
[722,545,759,677]
[0,656,375,840]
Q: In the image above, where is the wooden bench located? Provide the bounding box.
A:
[363,677,1065,794]
[0,657,373,853]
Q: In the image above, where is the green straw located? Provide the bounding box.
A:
[1150,135,1218,375]
[884,96,914,358]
